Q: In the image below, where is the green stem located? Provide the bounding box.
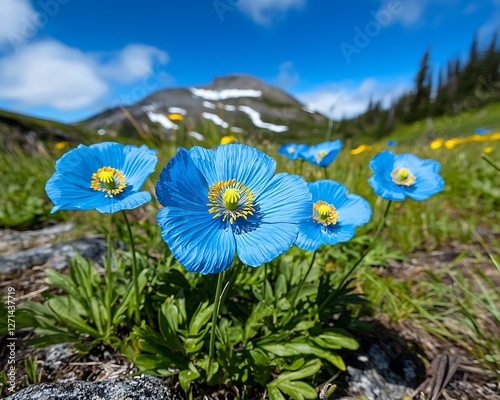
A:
[320,200,392,309]
[105,233,112,338]
[284,250,317,324]
[298,159,304,177]
[482,153,500,172]
[325,117,333,141]
[263,263,268,299]
[323,167,328,180]
[208,271,225,370]
[122,211,140,325]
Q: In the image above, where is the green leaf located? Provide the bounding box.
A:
[268,386,287,400]
[46,297,100,337]
[269,359,322,384]
[310,329,359,351]
[159,304,184,352]
[244,301,274,341]
[275,274,288,299]
[189,301,213,335]
[277,380,317,400]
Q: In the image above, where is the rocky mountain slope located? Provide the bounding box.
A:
[81,75,330,142]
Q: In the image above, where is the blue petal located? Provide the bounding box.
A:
[296,180,371,250]
[337,194,372,226]
[369,151,394,175]
[368,175,407,201]
[46,172,105,213]
[120,145,158,191]
[393,154,444,201]
[156,148,236,274]
[53,144,102,184]
[322,224,357,245]
[309,180,348,204]
[295,222,324,251]
[189,146,218,184]
[254,173,311,223]
[278,143,309,160]
[155,148,208,210]
[158,208,235,275]
[95,191,152,214]
[301,140,342,167]
[233,173,311,266]
[88,142,128,170]
[215,144,276,194]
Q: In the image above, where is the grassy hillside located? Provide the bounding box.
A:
[0,109,93,149]
[385,102,500,145]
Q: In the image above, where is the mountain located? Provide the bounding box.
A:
[0,109,90,151]
[82,75,330,143]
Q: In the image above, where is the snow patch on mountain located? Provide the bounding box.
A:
[237,106,288,133]
[191,88,262,101]
[188,131,204,141]
[202,112,229,128]
[168,107,187,115]
[146,110,179,130]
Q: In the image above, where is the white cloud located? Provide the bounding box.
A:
[100,44,169,83]
[0,0,37,47]
[237,0,305,26]
[376,0,452,27]
[0,40,168,111]
[297,78,409,120]
[274,61,299,89]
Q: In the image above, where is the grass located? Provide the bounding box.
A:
[385,102,500,145]
[0,108,499,396]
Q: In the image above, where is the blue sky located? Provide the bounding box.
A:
[0,0,498,123]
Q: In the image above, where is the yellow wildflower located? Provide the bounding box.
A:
[168,113,184,121]
[220,135,236,145]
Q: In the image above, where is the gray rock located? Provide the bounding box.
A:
[343,344,417,400]
[5,374,180,400]
[44,343,75,372]
[0,236,108,276]
[0,223,74,255]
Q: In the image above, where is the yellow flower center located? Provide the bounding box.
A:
[288,147,296,154]
[223,188,240,211]
[315,150,328,163]
[313,201,338,226]
[208,179,255,224]
[90,167,126,198]
[391,167,416,186]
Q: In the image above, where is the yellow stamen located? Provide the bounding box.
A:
[208,179,255,224]
[91,167,126,198]
[391,167,416,186]
[315,150,328,163]
[313,201,338,226]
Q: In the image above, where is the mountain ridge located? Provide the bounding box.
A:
[81,74,330,142]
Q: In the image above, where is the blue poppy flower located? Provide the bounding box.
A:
[156,144,311,275]
[387,140,397,147]
[300,140,342,167]
[296,180,371,251]
[278,143,309,160]
[46,142,158,214]
[368,151,444,201]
